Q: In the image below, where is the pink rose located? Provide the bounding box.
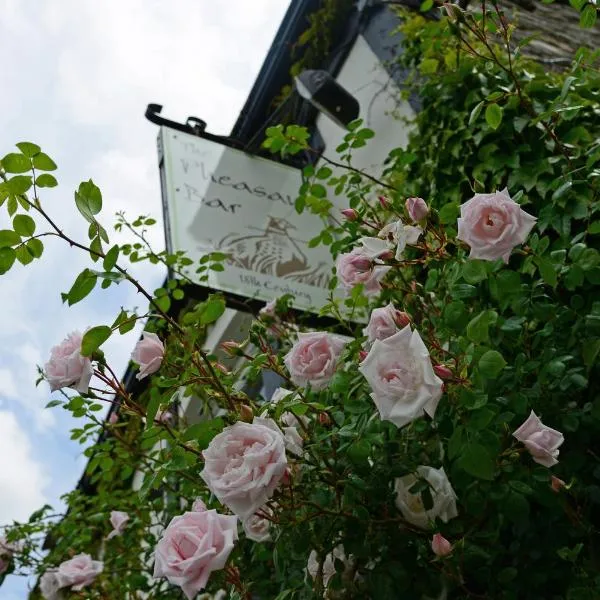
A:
[457,189,536,263]
[242,507,272,542]
[106,510,129,540]
[363,303,402,343]
[44,331,93,394]
[335,248,390,296]
[131,332,164,380]
[39,570,61,600]
[56,553,103,591]
[406,197,429,222]
[431,533,452,557]
[359,326,443,428]
[259,299,277,318]
[200,417,287,518]
[512,410,564,467]
[153,510,237,600]
[284,332,347,391]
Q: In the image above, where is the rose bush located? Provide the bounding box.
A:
[1,3,600,600]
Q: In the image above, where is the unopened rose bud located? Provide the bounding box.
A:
[341,208,359,221]
[221,341,243,357]
[378,195,390,210]
[394,311,411,328]
[282,468,291,485]
[318,413,331,427]
[353,257,373,272]
[108,412,118,425]
[359,350,369,362]
[240,404,254,422]
[551,475,566,493]
[431,533,452,557]
[405,197,429,222]
[433,364,453,380]
[379,250,394,261]
[214,362,230,374]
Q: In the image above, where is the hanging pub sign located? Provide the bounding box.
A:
[158,126,334,313]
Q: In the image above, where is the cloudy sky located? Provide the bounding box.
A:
[0,1,289,596]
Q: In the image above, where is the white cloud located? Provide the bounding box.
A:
[0,411,48,523]
[0,368,18,399]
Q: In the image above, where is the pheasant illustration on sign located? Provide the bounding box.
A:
[214,216,330,287]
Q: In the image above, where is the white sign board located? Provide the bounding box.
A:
[159,127,334,312]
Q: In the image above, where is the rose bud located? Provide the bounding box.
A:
[394,311,411,328]
[341,208,359,221]
[551,475,566,493]
[358,350,369,362]
[405,197,429,222]
[221,341,243,357]
[433,364,453,380]
[378,195,390,210]
[431,533,452,557]
[239,404,254,422]
[318,413,332,427]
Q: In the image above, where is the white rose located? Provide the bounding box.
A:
[307,545,346,588]
[363,303,400,344]
[359,326,443,428]
[394,466,458,529]
[379,220,422,260]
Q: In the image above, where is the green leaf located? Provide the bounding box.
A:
[74,180,102,223]
[145,389,163,430]
[12,214,35,237]
[0,230,22,248]
[81,326,112,356]
[15,245,34,265]
[182,418,226,449]
[462,260,487,284]
[27,238,43,258]
[2,153,30,174]
[536,257,558,287]
[7,175,32,195]
[0,247,16,275]
[478,350,507,378]
[485,103,503,130]
[63,269,97,305]
[466,310,496,343]
[103,244,120,271]
[32,152,57,171]
[420,0,434,11]
[458,442,495,480]
[580,4,597,27]
[200,296,226,325]
[35,173,58,188]
[16,142,41,157]
[468,101,484,126]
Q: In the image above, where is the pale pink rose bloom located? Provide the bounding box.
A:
[359,326,443,428]
[259,415,304,458]
[406,197,429,222]
[242,507,272,543]
[394,466,458,529]
[131,332,164,380]
[192,498,207,512]
[512,410,564,467]
[56,553,103,591]
[284,332,347,391]
[40,570,61,600]
[335,248,390,296]
[44,331,93,394]
[431,533,452,557]
[200,417,287,518]
[106,510,129,540]
[379,220,422,260]
[457,189,536,263]
[153,510,238,600]
[358,236,393,260]
[363,303,400,343]
[307,545,346,588]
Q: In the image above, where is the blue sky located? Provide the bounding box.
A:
[0,1,289,596]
